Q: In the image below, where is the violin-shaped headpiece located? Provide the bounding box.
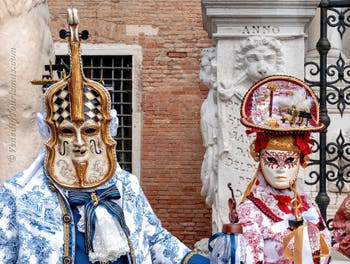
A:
[44,8,116,189]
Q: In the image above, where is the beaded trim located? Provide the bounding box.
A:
[247,193,283,222]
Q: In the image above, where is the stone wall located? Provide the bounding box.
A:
[0,0,53,183]
[47,0,213,246]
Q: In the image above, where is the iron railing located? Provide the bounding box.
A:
[304,0,350,229]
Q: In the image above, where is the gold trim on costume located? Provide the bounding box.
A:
[241,166,260,203]
[182,251,196,264]
[48,183,70,257]
[127,238,137,264]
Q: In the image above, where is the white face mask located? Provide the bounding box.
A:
[58,120,101,164]
[260,149,300,190]
[52,119,110,187]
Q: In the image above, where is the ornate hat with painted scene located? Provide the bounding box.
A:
[241,75,324,168]
[240,75,324,133]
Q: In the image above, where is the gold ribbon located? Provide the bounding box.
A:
[283,223,329,264]
[241,167,259,202]
[182,251,196,264]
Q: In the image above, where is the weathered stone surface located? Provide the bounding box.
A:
[0,0,53,183]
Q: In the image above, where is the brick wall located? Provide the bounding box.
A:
[48,0,213,247]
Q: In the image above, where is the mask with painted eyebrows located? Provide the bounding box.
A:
[260,149,300,190]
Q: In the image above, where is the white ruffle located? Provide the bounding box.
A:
[110,109,119,137]
[272,207,319,233]
[76,205,130,262]
[76,206,86,233]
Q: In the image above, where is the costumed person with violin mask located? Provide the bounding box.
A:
[237,76,331,264]
[0,8,209,264]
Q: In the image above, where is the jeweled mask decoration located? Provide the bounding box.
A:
[44,8,116,188]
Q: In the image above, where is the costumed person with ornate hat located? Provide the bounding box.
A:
[0,9,209,264]
[237,76,331,264]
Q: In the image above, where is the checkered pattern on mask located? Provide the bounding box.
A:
[83,86,102,122]
[53,86,70,123]
[52,85,102,124]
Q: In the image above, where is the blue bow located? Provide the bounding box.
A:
[68,185,130,254]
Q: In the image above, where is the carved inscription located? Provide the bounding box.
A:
[242,25,280,35]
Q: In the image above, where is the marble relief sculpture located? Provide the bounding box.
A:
[218,36,285,102]
[200,36,287,232]
[218,36,285,156]
[199,47,220,226]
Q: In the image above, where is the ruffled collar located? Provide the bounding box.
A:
[249,174,310,221]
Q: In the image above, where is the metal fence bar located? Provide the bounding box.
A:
[316,0,331,221]
[305,0,350,226]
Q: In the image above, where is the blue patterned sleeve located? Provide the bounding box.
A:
[0,184,19,263]
[131,178,191,264]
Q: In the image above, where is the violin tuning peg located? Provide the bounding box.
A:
[79,30,89,40]
[59,29,70,39]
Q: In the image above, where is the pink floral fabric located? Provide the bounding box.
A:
[237,177,331,264]
[333,194,350,258]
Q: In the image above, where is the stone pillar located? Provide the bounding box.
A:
[201,0,320,232]
[0,0,53,183]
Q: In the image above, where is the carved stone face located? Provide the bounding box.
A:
[245,45,277,82]
[199,47,216,88]
[260,149,300,189]
[199,57,212,85]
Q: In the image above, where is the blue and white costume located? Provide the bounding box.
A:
[0,154,208,264]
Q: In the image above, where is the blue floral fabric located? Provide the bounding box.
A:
[0,164,200,264]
